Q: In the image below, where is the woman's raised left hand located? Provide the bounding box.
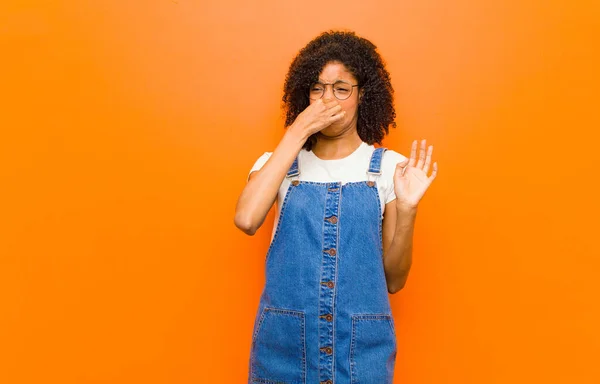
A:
[393,139,438,210]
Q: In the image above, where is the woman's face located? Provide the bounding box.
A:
[309,61,361,137]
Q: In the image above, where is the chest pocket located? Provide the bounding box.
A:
[350,314,397,383]
[250,307,306,384]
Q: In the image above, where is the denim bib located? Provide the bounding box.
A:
[249,147,397,384]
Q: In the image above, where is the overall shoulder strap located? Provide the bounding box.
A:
[286,156,300,178]
[367,147,387,176]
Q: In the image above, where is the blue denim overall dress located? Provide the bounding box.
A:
[249,147,397,384]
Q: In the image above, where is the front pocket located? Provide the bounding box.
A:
[251,307,306,384]
[350,314,397,384]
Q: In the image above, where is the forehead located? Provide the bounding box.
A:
[318,61,356,83]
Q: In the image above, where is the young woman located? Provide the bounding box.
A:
[235,30,438,384]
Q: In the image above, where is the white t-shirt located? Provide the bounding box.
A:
[248,141,407,240]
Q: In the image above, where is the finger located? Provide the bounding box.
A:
[395,159,409,178]
[397,158,409,167]
[416,139,427,169]
[429,162,438,180]
[408,140,417,167]
[329,110,346,123]
[328,104,342,116]
[423,145,433,174]
[309,99,325,112]
[324,99,340,109]
[310,99,327,111]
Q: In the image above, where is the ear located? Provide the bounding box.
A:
[358,88,364,103]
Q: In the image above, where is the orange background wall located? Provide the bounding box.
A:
[1,0,599,383]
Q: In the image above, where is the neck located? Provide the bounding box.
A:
[312,130,363,160]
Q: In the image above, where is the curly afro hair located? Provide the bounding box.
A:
[283,30,396,151]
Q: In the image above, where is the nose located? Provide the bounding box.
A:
[322,84,335,101]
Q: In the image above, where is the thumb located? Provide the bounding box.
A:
[396,159,410,176]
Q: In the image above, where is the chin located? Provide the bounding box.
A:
[321,121,346,136]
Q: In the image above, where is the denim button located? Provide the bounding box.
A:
[292,180,300,186]
[327,249,336,256]
[367,181,375,187]
[320,380,333,384]
[327,216,338,224]
[320,346,333,354]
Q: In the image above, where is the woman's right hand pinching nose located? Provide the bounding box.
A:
[289,99,346,139]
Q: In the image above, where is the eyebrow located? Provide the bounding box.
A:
[316,79,352,83]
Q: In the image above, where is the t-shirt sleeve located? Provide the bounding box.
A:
[382,150,408,204]
[247,152,273,181]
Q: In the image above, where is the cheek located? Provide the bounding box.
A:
[341,100,359,116]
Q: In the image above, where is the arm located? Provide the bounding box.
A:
[382,201,417,293]
[234,99,345,236]
[382,139,438,293]
[234,131,306,235]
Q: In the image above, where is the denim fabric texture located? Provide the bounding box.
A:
[249,148,397,384]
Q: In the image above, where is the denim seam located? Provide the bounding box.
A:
[299,308,306,384]
[250,308,269,382]
[251,308,268,347]
[290,180,368,187]
[332,182,341,383]
[371,181,384,256]
[251,378,287,384]
[349,315,357,384]
[353,313,393,320]
[353,314,396,340]
[263,307,305,316]
[264,183,296,264]
[317,186,326,382]
[302,311,307,384]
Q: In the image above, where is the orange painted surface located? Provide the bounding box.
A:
[1,0,599,383]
